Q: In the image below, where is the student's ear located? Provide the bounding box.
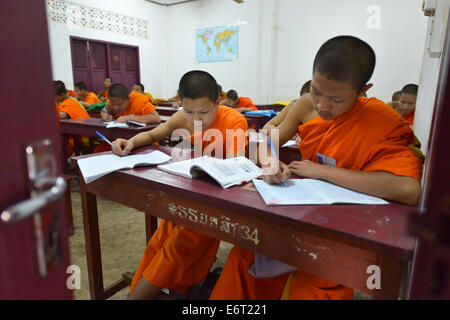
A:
[359,83,373,97]
[215,97,221,108]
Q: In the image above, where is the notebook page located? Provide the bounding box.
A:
[157,156,206,178]
[302,179,389,205]
[252,179,327,205]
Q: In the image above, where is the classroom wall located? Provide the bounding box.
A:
[46,0,167,96]
[164,0,428,103]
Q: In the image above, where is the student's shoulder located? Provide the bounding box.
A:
[289,93,317,123]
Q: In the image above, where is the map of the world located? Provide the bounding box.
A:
[196,25,238,62]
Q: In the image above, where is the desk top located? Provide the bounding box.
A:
[60,118,159,140]
[73,145,416,252]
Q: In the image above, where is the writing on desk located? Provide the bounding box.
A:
[167,203,260,245]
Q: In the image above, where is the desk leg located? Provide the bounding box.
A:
[79,180,105,300]
[371,252,405,299]
[79,177,131,300]
[144,213,158,244]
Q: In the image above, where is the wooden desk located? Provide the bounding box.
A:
[157,101,179,107]
[87,110,101,118]
[156,106,180,117]
[73,145,416,300]
[255,104,285,112]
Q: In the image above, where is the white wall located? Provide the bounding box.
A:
[165,0,428,103]
[47,0,167,96]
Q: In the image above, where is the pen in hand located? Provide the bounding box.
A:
[95,131,113,146]
[269,138,287,186]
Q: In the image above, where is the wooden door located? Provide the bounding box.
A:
[0,0,72,299]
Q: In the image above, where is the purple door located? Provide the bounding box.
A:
[88,42,108,94]
[407,9,450,299]
[0,0,72,299]
[109,45,139,91]
[71,39,92,90]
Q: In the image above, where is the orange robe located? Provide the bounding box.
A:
[402,110,415,125]
[129,106,248,295]
[83,92,100,106]
[57,97,90,158]
[67,90,77,98]
[236,97,257,111]
[94,92,158,153]
[210,97,423,300]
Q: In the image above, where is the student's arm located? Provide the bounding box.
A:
[111,110,186,156]
[258,95,315,184]
[235,107,254,113]
[78,100,91,109]
[116,111,161,124]
[59,111,69,119]
[287,161,421,205]
[263,103,293,134]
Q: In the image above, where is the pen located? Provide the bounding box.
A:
[95,131,113,146]
[269,138,286,186]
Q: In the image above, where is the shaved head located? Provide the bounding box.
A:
[179,70,219,103]
[313,35,376,91]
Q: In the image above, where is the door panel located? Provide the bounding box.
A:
[0,0,72,299]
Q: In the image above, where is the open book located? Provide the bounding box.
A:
[157,156,262,189]
[77,150,171,183]
[253,178,389,205]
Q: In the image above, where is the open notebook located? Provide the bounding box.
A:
[253,178,389,205]
[158,156,262,189]
[77,150,171,183]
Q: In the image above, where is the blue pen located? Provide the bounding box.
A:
[269,138,286,186]
[95,131,113,146]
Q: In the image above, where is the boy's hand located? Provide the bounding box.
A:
[116,115,133,123]
[288,160,324,179]
[261,159,291,185]
[112,138,134,156]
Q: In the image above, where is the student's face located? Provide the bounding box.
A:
[109,97,129,115]
[132,85,143,93]
[104,79,112,88]
[398,93,416,115]
[223,97,237,108]
[182,97,219,131]
[310,73,361,120]
[55,94,65,103]
[75,88,87,100]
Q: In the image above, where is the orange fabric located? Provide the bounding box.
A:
[236,97,257,111]
[57,97,90,158]
[57,97,90,119]
[402,110,415,125]
[190,105,249,158]
[298,97,422,180]
[129,105,249,295]
[115,91,156,118]
[83,92,100,105]
[67,90,77,97]
[210,247,353,300]
[210,97,423,300]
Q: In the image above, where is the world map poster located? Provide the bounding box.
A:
[196,25,238,62]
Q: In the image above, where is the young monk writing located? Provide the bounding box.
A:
[54,81,90,158]
[97,77,113,102]
[111,70,248,300]
[222,90,258,113]
[100,83,160,124]
[74,82,100,109]
[210,36,423,300]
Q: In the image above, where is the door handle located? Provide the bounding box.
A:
[1,177,67,223]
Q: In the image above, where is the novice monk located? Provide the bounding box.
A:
[210,36,423,300]
[97,77,113,102]
[100,83,160,124]
[397,84,418,126]
[111,70,248,300]
[132,82,154,103]
[74,82,100,109]
[222,90,258,113]
[54,81,90,158]
[387,90,402,111]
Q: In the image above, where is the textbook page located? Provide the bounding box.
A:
[78,150,171,184]
[158,156,262,188]
[192,157,262,188]
[252,179,327,205]
[302,179,389,205]
[104,121,129,128]
[157,157,207,179]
